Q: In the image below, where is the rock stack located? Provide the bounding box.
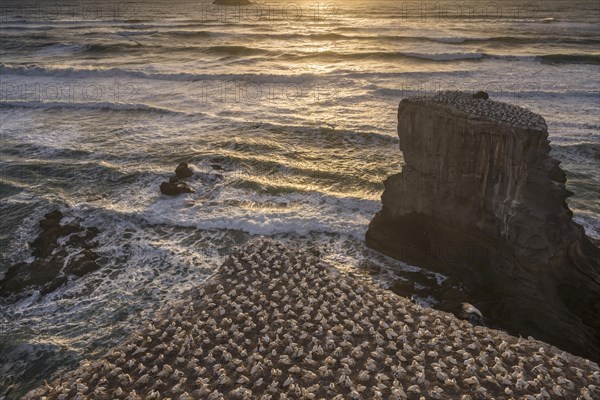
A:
[366,91,600,361]
[24,239,600,399]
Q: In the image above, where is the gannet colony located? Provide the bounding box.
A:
[409,91,547,129]
[24,239,600,400]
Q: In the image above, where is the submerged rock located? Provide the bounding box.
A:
[366,91,600,361]
[0,210,100,297]
[24,239,600,399]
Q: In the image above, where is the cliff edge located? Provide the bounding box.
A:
[366,91,600,361]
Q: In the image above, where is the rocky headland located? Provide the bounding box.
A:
[366,91,600,362]
[24,239,600,399]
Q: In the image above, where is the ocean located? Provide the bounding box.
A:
[0,0,598,396]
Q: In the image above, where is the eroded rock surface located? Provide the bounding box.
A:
[366,91,600,361]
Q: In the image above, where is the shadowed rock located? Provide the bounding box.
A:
[159,163,196,196]
[175,162,194,179]
[472,90,489,100]
[366,91,600,361]
[159,176,195,196]
[0,210,100,297]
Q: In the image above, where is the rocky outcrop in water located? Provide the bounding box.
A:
[366,91,600,362]
[24,239,600,399]
[0,210,100,297]
[159,176,195,196]
[159,163,196,196]
[175,162,194,180]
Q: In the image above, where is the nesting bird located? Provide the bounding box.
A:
[24,239,600,399]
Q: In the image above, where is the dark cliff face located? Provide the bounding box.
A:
[366,92,600,361]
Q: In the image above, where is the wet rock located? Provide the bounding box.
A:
[389,278,414,296]
[38,210,62,229]
[159,162,198,196]
[66,231,98,249]
[175,162,194,179]
[31,211,82,258]
[159,177,195,196]
[41,275,68,295]
[472,90,489,99]
[64,250,100,277]
[0,210,101,297]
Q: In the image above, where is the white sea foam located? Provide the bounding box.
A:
[573,212,600,240]
[111,182,380,239]
[401,51,485,61]
[0,63,328,82]
[32,43,87,56]
[0,100,181,114]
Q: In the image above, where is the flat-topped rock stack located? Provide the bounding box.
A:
[25,239,599,400]
[366,91,600,361]
[408,91,547,129]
